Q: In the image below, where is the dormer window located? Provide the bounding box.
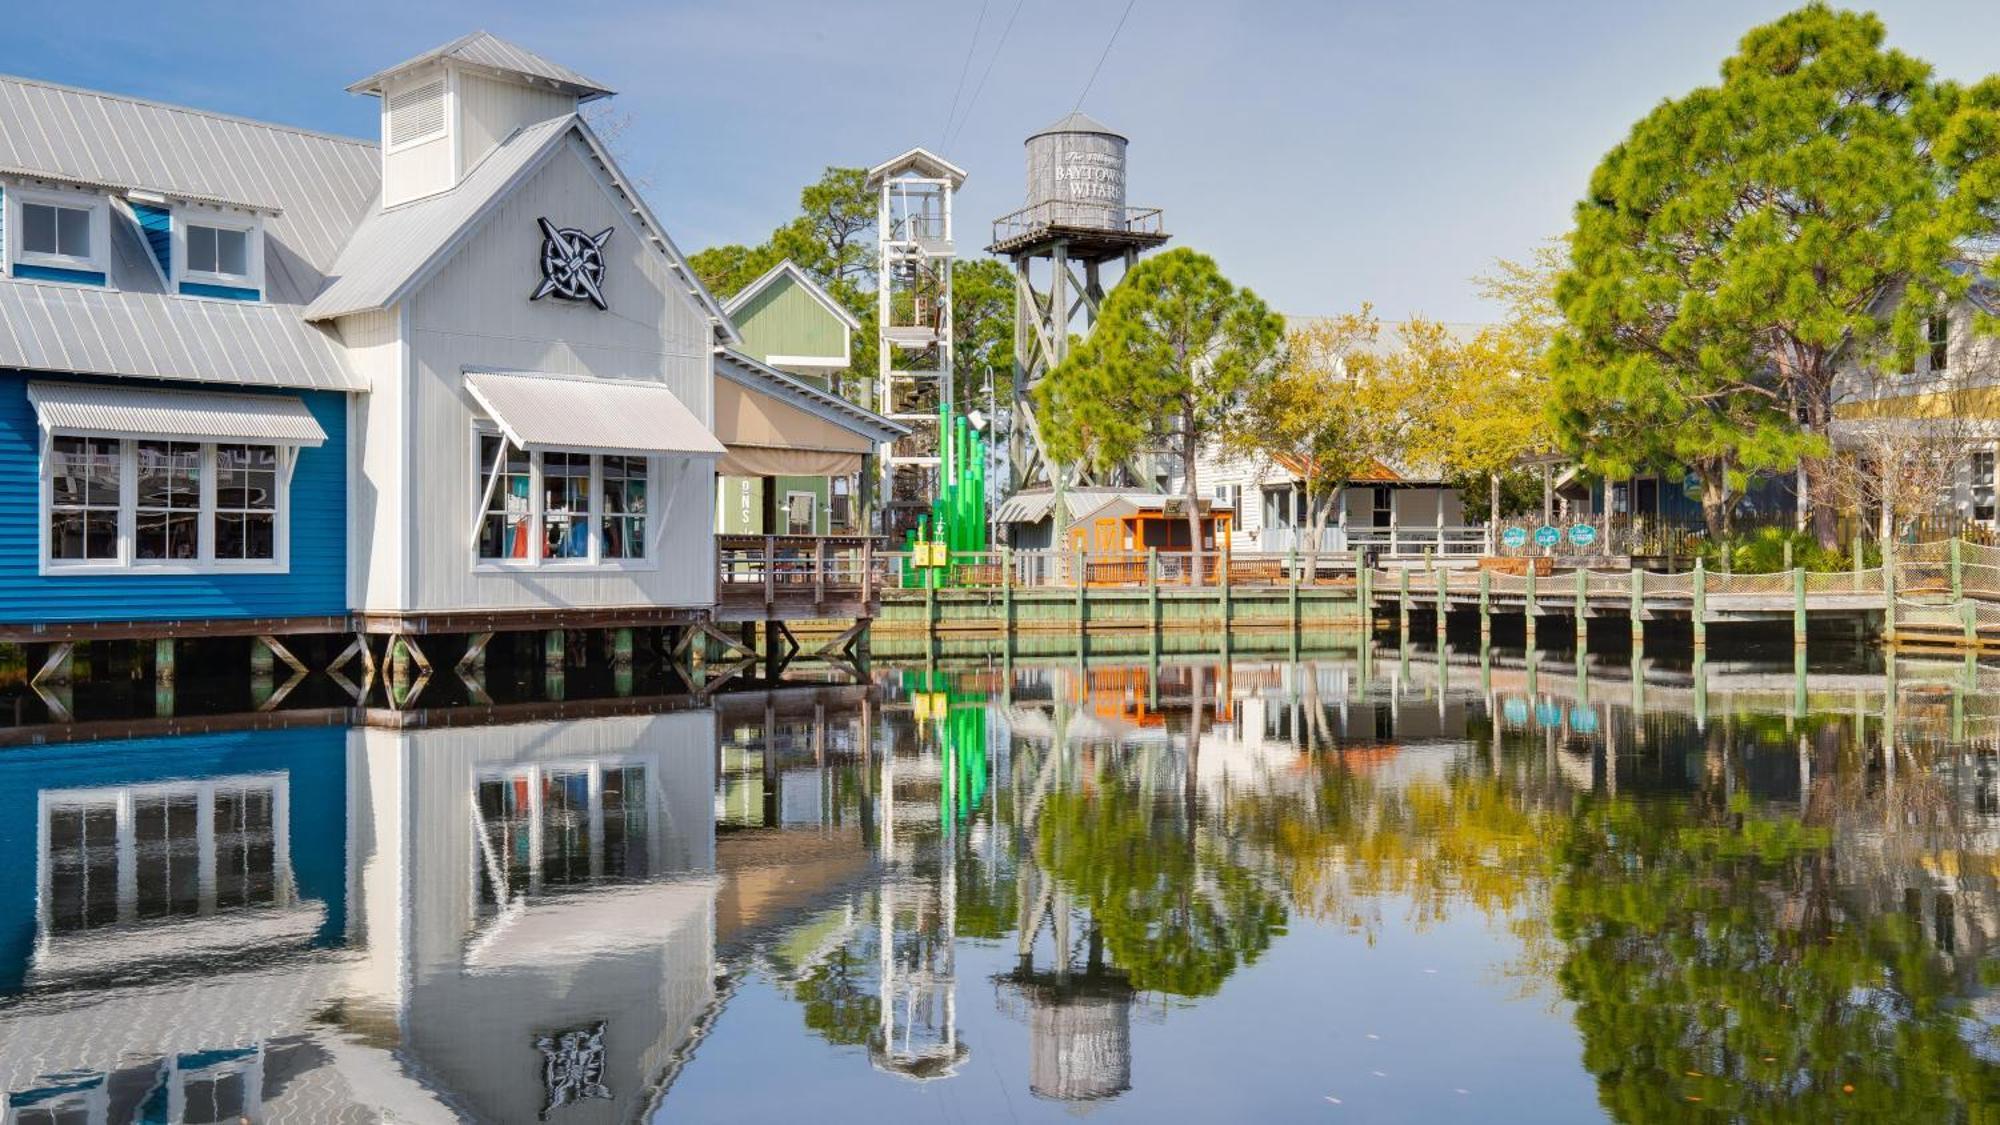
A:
[7,186,109,284]
[22,201,90,259]
[174,209,263,300]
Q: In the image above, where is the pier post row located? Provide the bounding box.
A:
[0,32,904,687]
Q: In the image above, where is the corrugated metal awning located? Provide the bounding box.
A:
[466,370,724,458]
[27,381,326,446]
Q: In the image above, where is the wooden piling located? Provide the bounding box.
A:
[1793,567,1807,648]
[1478,569,1491,636]
[1629,567,1644,646]
[1692,559,1707,650]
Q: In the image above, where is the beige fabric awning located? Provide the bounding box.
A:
[713,375,872,477]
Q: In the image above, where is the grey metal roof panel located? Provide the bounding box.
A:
[303,115,574,321]
[0,281,362,392]
[348,31,614,100]
[0,75,379,287]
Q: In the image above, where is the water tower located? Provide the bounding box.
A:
[990,113,1169,491]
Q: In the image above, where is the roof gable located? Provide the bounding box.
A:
[304,115,737,342]
[724,260,861,332]
[866,147,967,189]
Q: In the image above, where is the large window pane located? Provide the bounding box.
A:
[543,452,591,560]
[478,434,533,559]
[49,436,121,561]
[214,786,277,908]
[135,440,200,561]
[600,455,647,559]
[214,444,276,561]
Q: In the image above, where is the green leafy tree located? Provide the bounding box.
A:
[1034,248,1283,579]
[1555,3,2000,543]
[690,167,1017,411]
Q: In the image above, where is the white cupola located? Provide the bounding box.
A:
[347,31,614,208]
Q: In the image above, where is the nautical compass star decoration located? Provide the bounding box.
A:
[532,217,613,310]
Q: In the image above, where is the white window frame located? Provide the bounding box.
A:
[7,184,110,279]
[38,433,294,576]
[785,490,817,535]
[470,422,660,573]
[173,206,264,297]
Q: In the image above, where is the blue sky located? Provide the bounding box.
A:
[15,1,2000,322]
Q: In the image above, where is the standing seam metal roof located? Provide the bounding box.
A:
[0,73,378,392]
[346,31,614,100]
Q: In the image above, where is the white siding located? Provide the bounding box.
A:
[458,71,575,175]
[338,308,405,611]
[381,73,455,207]
[401,140,718,613]
[346,713,716,1121]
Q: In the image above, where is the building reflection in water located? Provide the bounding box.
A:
[4,646,2000,1119]
[0,710,720,1123]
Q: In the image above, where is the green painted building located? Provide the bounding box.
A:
[715,261,880,535]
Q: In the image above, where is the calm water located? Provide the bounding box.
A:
[3,642,1999,1122]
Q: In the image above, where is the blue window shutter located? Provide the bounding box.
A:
[130,202,172,277]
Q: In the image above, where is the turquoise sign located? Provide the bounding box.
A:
[1502,527,1528,549]
[1534,525,1561,548]
[1568,524,1598,547]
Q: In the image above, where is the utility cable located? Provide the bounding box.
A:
[1073,0,1138,112]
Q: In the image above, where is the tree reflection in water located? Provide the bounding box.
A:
[734,651,2000,1117]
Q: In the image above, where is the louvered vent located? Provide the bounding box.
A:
[387,79,446,147]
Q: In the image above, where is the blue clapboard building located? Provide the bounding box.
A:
[0,75,373,628]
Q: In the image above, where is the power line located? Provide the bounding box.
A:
[947,0,1027,147]
[1073,0,1138,112]
[941,0,991,150]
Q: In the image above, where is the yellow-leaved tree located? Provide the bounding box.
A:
[1226,307,1424,575]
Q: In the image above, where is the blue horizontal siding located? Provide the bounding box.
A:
[179,281,260,301]
[131,202,172,276]
[0,726,350,992]
[0,372,348,624]
[13,264,106,286]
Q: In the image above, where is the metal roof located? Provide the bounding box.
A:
[994,487,1164,524]
[865,147,967,189]
[0,278,362,393]
[0,74,379,286]
[304,115,573,320]
[347,31,614,100]
[1028,111,1125,142]
[27,380,327,445]
[465,370,724,458]
[723,260,862,332]
[714,348,907,443]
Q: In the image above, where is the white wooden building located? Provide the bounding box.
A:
[310,36,738,626]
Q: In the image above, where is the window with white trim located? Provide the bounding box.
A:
[8,187,110,279]
[473,427,655,567]
[49,436,121,561]
[600,455,649,560]
[43,437,290,572]
[214,444,278,561]
[134,440,201,561]
[187,224,249,278]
